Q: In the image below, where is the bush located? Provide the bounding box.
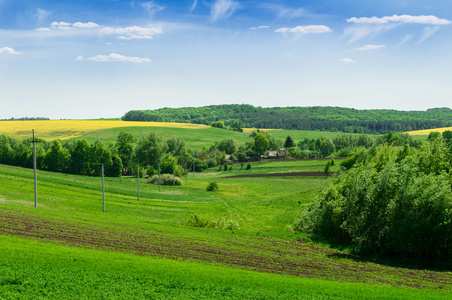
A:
[324,160,332,175]
[223,163,228,171]
[186,214,240,230]
[246,163,251,170]
[206,181,219,192]
[147,174,183,186]
[298,141,452,260]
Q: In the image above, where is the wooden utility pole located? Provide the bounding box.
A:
[29,129,41,208]
[102,164,105,212]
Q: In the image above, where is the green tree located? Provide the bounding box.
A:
[107,155,123,177]
[70,139,91,175]
[167,137,186,157]
[216,138,238,155]
[135,133,168,168]
[89,141,113,176]
[252,133,269,155]
[116,132,136,171]
[284,136,295,148]
[45,140,70,173]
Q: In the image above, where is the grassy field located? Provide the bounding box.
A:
[0,120,376,150]
[1,160,451,299]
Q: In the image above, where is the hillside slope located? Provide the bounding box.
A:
[122,105,452,134]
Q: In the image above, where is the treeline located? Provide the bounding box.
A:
[249,130,419,159]
[0,136,122,177]
[0,130,422,177]
[0,133,229,178]
[0,117,49,121]
[121,105,452,134]
[297,130,452,261]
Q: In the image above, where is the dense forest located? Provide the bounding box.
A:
[122,105,452,134]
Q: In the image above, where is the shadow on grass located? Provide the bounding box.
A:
[310,235,452,273]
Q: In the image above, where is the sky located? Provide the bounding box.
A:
[1,0,452,119]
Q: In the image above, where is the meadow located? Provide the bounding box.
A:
[1,160,451,299]
[0,120,380,154]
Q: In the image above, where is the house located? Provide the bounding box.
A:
[277,148,286,158]
[266,151,278,159]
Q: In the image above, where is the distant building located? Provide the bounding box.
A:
[265,148,286,159]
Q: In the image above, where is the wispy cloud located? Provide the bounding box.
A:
[101,26,162,40]
[35,8,51,23]
[340,58,357,63]
[260,3,306,19]
[275,25,331,34]
[142,1,165,17]
[355,44,386,51]
[0,47,21,54]
[418,26,440,44]
[342,23,398,44]
[250,25,269,30]
[190,0,197,13]
[397,34,413,47]
[210,0,239,22]
[347,14,451,25]
[85,53,151,63]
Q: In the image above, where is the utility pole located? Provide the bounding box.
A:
[192,156,195,177]
[32,130,37,208]
[29,129,41,208]
[158,162,161,192]
[137,164,140,201]
[102,164,105,212]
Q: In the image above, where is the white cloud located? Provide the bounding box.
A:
[397,34,413,47]
[0,47,20,54]
[250,25,269,30]
[51,21,71,27]
[142,1,165,17]
[75,56,84,61]
[355,44,386,51]
[35,8,51,23]
[342,23,398,44]
[73,22,99,28]
[101,26,162,40]
[190,0,197,13]
[418,26,440,44]
[340,58,357,63]
[347,14,451,25]
[36,27,51,31]
[275,25,332,34]
[86,53,151,63]
[211,0,239,22]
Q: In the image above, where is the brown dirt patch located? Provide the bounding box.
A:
[223,172,333,178]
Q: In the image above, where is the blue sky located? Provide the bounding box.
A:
[1,0,452,119]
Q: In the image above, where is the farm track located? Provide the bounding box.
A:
[223,172,332,178]
[1,209,451,289]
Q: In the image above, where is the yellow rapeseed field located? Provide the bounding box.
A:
[406,127,452,136]
[0,120,209,141]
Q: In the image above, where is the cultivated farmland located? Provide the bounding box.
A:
[0,159,451,299]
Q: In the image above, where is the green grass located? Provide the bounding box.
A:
[78,126,253,149]
[77,126,375,149]
[0,161,451,298]
[0,235,449,300]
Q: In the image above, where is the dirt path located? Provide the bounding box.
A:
[223,172,332,178]
[0,209,451,289]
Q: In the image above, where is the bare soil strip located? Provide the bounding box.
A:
[0,209,451,289]
[223,172,332,178]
